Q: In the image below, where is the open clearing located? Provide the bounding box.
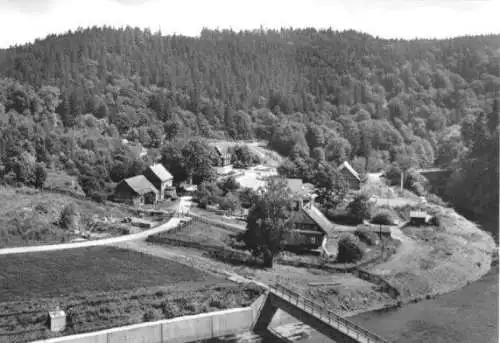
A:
[0,246,223,301]
[0,186,139,248]
[234,164,278,191]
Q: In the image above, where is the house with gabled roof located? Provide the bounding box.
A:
[209,142,233,175]
[285,199,334,250]
[143,163,175,201]
[281,179,333,250]
[114,175,159,206]
[338,161,361,190]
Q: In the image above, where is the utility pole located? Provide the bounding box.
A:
[400,169,404,192]
[380,224,383,257]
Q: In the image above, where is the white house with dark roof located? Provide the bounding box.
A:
[143,163,175,201]
[338,161,361,190]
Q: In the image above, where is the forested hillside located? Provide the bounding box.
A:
[0,27,498,235]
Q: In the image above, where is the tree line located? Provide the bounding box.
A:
[0,26,498,236]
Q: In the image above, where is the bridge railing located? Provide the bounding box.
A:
[270,283,391,343]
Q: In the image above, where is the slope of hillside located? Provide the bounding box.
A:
[0,27,498,239]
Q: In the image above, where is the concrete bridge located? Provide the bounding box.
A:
[254,283,391,343]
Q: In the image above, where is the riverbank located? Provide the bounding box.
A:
[264,203,497,341]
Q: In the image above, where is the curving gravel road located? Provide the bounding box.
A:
[0,217,184,256]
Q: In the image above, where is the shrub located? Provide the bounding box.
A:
[336,236,364,263]
[355,230,379,246]
[59,203,79,230]
[161,301,178,318]
[143,310,162,322]
[371,212,394,225]
[34,203,50,214]
[347,194,371,224]
[426,193,448,207]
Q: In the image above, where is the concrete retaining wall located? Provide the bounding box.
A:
[33,306,258,343]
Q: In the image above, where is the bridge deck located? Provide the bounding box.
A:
[269,283,391,343]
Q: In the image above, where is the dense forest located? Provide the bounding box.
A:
[0,27,498,236]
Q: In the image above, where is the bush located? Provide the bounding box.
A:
[371,212,394,225]
[347,194,371,224]
[355,230,380,246]
[34,203,50,214]
[143,310,162,322]
[59,203,79,230]
[426,193,448,207]
[336,236,364,263]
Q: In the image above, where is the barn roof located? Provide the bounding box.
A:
[338,161,361,181]
[123,175,158,195]
[302,203,335,235]
[148,164,173,182]
[410,210,428,218]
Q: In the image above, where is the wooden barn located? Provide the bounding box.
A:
[338,161,361,190]
[143,163,175,201]
[114,175,159,206]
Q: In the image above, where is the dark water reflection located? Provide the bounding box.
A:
[212,265,498,343]
[349,265,498,343]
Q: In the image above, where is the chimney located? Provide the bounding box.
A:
[297,198,303,210]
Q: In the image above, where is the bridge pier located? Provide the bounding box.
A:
[252,291,278,332]
[252,286,390,343]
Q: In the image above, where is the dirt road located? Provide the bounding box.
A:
[0,217,183,255]
[369,225,423,275]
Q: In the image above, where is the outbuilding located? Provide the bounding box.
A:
[409,210,429,226]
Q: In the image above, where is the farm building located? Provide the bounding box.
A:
[409,210,430,226]
[338,161,361,190]
[285,200,333,250]
[209,142,233,175]
[114,175,159,206]
[143,163,175,201]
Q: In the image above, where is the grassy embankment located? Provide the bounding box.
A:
[0,171,176,248]
[0,246,262,343]
[345,182,496,314]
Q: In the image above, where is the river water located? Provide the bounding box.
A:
[215,264,498,343]
[348,264,499,343]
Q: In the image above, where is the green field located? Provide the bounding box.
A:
[0,246,223,301]
[0,246,262,342]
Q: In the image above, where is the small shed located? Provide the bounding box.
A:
[409,210,429,226]
[48,307,66,332]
